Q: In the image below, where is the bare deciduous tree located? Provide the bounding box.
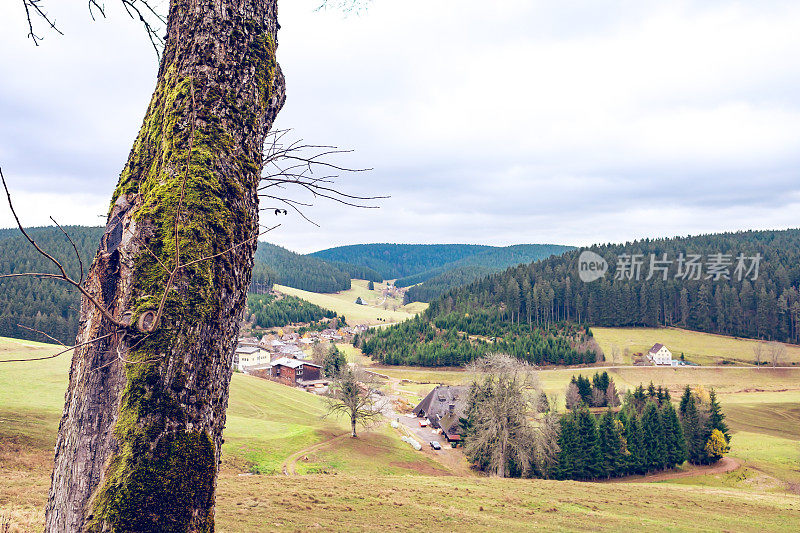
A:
[753,342,764,367]
[769,341,785,368]
[7,1,380,530]
[325,365,383,437]
[605,382,621,408]
[565,381,581,410]
[463,354,542,478]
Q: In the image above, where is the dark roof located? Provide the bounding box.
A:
[412,385,467,423]
[437,410,465,437]
[649,343,665,354]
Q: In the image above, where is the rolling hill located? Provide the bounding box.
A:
[310,243,574,302]
[0,227,379,343]
[310,243,495,280]
[366,229,800,367]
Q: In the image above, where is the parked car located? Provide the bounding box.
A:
[419,419,429,427]
[429,441,441,450]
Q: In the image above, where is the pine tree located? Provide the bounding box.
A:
[679,385,693,417]
[598,410,624,477]
[640,401,666,472]
[621,409,645,475]
[706,389,730,443]
[574,406,603,480]
[680,390,705,464]
[661,401,687,467]
[555,413,578,480]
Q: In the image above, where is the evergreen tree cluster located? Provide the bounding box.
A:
[361,313,598,367]
[396,244,573,293]
[322,344,347,378]
[554,384,729,480]
[244,293,337,329]
[428,229,800,344]
[566,372,621,409]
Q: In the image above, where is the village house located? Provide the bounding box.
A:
[413,385,468,445]
[234,345,270,372]
[647,343,673,366]
[270,357,322,387]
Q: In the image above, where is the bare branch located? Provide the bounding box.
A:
[21,0,165,55]
[21,0,63,46]
[258,129,387,223]
[50,216,85,285]
[0,165,124,327]
[0,330,117,363]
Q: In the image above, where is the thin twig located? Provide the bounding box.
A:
[50,216,85,285]
[0,331,117,363]
[0,165,124,327]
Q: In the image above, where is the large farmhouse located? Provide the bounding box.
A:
[647,343,673,366]
[270,357,322,387]
[413,385,467,445]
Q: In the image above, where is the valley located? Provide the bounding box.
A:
[2,331,799,531]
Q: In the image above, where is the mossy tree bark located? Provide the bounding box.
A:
[44,1,285,531]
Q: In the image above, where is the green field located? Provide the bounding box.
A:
[214,474,800,531]
[593,326,800,366]
[0,337,444,530]
[274,279,428,325]
[2,336,800,531]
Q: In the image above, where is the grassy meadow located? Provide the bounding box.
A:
[214,473,800,532]
[274,279,428,325]
[2,334,800,531]
[593,326,800,366]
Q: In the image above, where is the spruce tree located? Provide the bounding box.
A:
[661,401,687,467]
[640,401,667,472]
[574,406,603,480]
[679,385,693,417]
[706,389,730,443]
[680,391,705,464]
[599,410,624,477]
[555,413,578,480]
[621,409,645,475]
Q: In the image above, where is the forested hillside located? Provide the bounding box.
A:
[362,314,599,367]
[0,226,103,344]
[429,229,800,344]
[245,293,338,329]
[253,242,354,293]
[310,243,493,280]
[0,227,369,344]
[400,244,573,301]
[364,229,800,367]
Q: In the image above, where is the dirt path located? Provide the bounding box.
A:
[281,433,351,475]
[608,456,741,483]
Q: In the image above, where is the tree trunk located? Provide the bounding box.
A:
[351,416,357,438]
[44,1,285,530]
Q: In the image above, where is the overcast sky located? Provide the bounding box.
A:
[1,1,799,253]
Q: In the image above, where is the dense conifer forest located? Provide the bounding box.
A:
[244,293,338,329]
[430,229,800,344]
[253,242,354,293]
[0,226,103,344]
[0,227,364,343]
[311,243,494,280]
[311,243,572,293]
[361,314,598,366]
[395,243,573,291]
